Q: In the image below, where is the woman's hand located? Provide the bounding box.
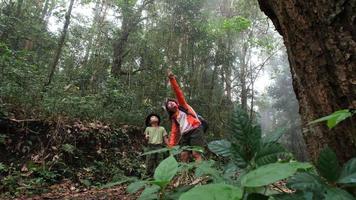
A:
[167,68,174,78]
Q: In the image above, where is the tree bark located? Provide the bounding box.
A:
[258,0,356,163]
[44,0,75,87]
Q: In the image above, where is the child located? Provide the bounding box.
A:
[144,114,168,175]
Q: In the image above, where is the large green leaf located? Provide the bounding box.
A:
[208,140,231,157]
[287,172,325,193]
[138,185,160,200]
[309,109,353,129]
[317,147,340,182]
[179,183,242,200]
[324,188,355,200]
[338,158,356,185]
[154,155,178,185]
[127,181,147,193]
[241,162,312,187]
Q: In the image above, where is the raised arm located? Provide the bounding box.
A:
[167,70,188,108]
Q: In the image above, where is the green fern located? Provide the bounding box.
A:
[287,172,325,193]
[255,143,290,166]
[209,107,291,170]
[228,107,261,161]
[230,143,248,168]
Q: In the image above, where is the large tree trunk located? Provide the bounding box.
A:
[258,0,356,163]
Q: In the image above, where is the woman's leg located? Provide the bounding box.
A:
[191,151,202,162]
[189,127,205,163]
[180,150,190,162]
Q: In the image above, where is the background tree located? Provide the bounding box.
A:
[257,51,309,161]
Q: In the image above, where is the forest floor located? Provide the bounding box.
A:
[15,182,134,200]
[0,117,145,200]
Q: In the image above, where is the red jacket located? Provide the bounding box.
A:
[168,76,201,147]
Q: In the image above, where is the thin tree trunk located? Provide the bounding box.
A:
[44,0,75,87]
[16,0,23,17]
[41,0,50,20]
[258,0,356,164]
[249,62,254,119]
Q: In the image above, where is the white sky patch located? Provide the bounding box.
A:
[255,70,271,93]
[48,2,95,33]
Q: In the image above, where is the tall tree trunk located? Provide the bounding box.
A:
[258,0,356,164]
[44,0,75,87]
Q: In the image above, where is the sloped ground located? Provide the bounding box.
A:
[0,117,146,199]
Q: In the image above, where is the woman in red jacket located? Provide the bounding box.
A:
[165,70,204,162]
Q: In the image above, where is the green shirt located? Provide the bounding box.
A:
[144,126,167,144]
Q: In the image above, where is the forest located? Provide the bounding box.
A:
[0,0,355,199]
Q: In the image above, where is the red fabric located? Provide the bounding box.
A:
[168,76,201,147]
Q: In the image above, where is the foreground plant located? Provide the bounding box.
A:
[127,155,179,200]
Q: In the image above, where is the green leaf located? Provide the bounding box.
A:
[324,188,355,200]
[100,179,130,189]
[61,143,75,154]
[150,180,169,188]
[138,185,160,200]
[231,143,248,168]
[179,183,242,200]
[262,128,285,144]
[141,147,170,156]
[208,140,231,157]
[80,179,91,187]
[246,193,269,200]
[166,185,194,200]
[317,147,340,182]
[154,155,178,185]
[195,160,223,182]
[255,143,290,166]
[241,162,312,187]
[309,109,353,129]
[223,162,238,180]
[287,172,325,193]
[0,162,6,172]
[127,181,147,193]
[181,146,205,153]
[272,192,309,200]
[0,134,6,144]
[338,158,356,185]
